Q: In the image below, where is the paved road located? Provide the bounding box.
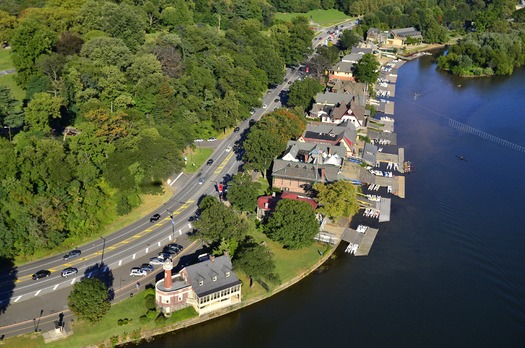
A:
[0,69,16,76]
[0,66,303,338]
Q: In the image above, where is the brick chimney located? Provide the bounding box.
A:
[163,259,174,289]
[319,168,325,181]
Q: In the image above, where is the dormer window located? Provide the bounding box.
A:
[226,271,230,277]
[199,280,203,286]
[213,276,217,281]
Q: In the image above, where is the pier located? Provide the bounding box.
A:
[341,227,379,256]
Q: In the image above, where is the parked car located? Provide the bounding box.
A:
[130,267,147,277]
[150,213,161,223]
[166,243,183,254]
[198,177,206,185]
[32,270,51,280]
[225,146,232,152]
[194,138,204,142]
[61,267,78,278]
[287,80,292,84]
[274,98,280,102]
[140,264,154,273]
[234,127,240,133]
[249,119,256,126]
[262,104,267,109]
[63,249,81,261]
[207,159,214,165]
[149,257,164,265]
[207,137,217,142]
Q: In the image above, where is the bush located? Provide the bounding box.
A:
[139,315,148,324]
[146,309,157,320]
[117,319,123,326]
[110,335,119,347]
[144,293,156,311]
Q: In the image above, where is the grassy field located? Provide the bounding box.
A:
[275,9,352,27]
[184,147,214,174]
[0,48,14,70]
[0,73,25,101]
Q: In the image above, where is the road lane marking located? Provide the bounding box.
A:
[34,290,41,296]
[53,284,59,290]
[118,260,122,266]
[14,296,22,303]
[70,279,75,285]
[145,247,149,253]
[214,151,234,174]
[132,253,136,259]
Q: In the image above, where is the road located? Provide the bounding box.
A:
[0,66,304,338]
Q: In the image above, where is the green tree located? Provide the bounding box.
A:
[264,199,319,249]
[0,86,17,126]
[24,92,62,134]
[233,237,279,284]
[194,196,249,244]
[353,53,380,87]
[80,37,132,69]
[340,29,361,51]
[313,181,359,220]
[227,172,260,212]
[287,77,324,111]
[68,278,111,323]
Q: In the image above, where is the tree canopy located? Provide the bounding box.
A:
[67,278,111,323]
[227,172,261,212]
[233,237,279,284]
[313,181,360,220]
[264,199,319,249]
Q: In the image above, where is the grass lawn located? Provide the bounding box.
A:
[5,290,198,348]
[0,48,14,70]
[0,73,25,102]
[183,147,214,174]
[275,9,352,27]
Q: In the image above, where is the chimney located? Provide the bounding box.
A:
[305,154,309,162]
[327,146,331,155]
[163,259,174,289]
[264,202,269,209]
[319,168,326,181]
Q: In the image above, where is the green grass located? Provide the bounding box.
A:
[183,147,214,174]
[12,290,198,348]
[0,48,15,70]
[275,9,352,27]
[0,73,25,102]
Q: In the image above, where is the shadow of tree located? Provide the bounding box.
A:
[83,263,115,301]
[0,257,17,316]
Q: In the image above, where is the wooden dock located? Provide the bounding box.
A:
[341,227,379,256]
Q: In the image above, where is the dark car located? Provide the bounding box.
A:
[207,159,214,165]
[32,270,51,280]
[150,213,161,223]
[234,127,240,133]
[140,264,154,272]
[249,119,256,126]
[166,243,183,254]
[274,98,280,102]
[63,249,81,261]
[61,267,78,278]
[158,251,174,260]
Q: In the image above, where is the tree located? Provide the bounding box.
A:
[287,77,324,111]
[264,199,319,249]
[242,126,285,176]
[24,92,62,134]
[313,181,359,220]
[227,172,260,212]
[194,196,249,244]
[233,237,279,284]
[80,37,132,70]
[0,86,17,126]
[68,278,111,323]
[340,29,361,51]
[353,53,380,87]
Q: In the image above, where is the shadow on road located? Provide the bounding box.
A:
[83,263,115,301]
[0,257,17,317]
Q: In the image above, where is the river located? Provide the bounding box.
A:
[133,56,525,347]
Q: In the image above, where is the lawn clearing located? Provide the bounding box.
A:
[0,73,25,102]
[275,9,352,27]
[0,48,14,70]
[184,147,214,174]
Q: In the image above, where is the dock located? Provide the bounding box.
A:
[341,227,379,256]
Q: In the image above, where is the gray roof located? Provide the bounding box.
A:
[314,92,354,106]
[183,255,241,298]
[272,159,341,182]
[331,60,354,73]
[351,47,374,55]
[362,142,378,165]
[302,122,357,146]
[390,27,422,39]
[367,128,398,145]
[285,140,347,159]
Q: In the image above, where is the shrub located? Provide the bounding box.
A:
[117,319,123,326]
[144,293,156,310]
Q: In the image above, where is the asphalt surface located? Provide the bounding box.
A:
[0,65,305,338]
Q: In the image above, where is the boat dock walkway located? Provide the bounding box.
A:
[341,227,379,256]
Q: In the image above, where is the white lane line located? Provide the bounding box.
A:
[169,172,184,186]
[146,247,149,253]
[132,253,136,260]
[168,235,172,241]
[14,296,22,303]
[53,284,59,291]
[119,260,122,266]
[34,290,41,296]
[157,241,161,247]
[70,278,75,285]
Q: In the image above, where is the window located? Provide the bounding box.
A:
[178,294,183,301]
[199,280,203,286]
[226,271,230,277]
[213,276,217,281]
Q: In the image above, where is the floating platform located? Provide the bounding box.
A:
[341,227,379,256]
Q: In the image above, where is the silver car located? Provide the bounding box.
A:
[61,267,78,278]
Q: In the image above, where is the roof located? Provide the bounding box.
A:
[183,255,241,297]
[283,140,347,160]
[331,60,354,73]
[362,142,378,165]
[314,92,354,106]
[257,191,317,211]
[350,47,374,55]
[301,122,357,146]
[272,159,341,183]
[390,27,422,39]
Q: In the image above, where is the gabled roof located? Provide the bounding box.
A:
[314,92,354,106]
[301,122,357,146]
[272,159,341,183]
[341,53,362,64]
[390,27,422,39]
[283,140,347,159]
[331,60,354,73]
[183,255,241,297]
[257,191,317,211]
[350,47,374,55]
[362,142,378,165]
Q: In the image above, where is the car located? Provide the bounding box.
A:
[150,213,161,223]
[225,146,232,152]
[149,256,164,265]
[63,249,81,261]
[234,127,240,133]
[130,267,147,277]
[166,243,183,253]
[287,80,292,84]
[198,177,206,185]
[262,104,267,109]
[284,78,288,82]
[32,270,51,280]
[61,267,78,278]
[207,137,217,142]
[158,251,174,260]
[207,159,214,165]
[249,119,256,126]
[250,109,255,115]
[274,98,280,102]
[140,264,154,273]
[194,138,204,142]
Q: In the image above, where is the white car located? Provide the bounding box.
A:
[262,104,268,109]
[61,267,78,278]
[225,146,232,152]
[207,137,217,142]
[194,139,204,142]
[130,267,147,277]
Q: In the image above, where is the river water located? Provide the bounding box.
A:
[134,56,525,347]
